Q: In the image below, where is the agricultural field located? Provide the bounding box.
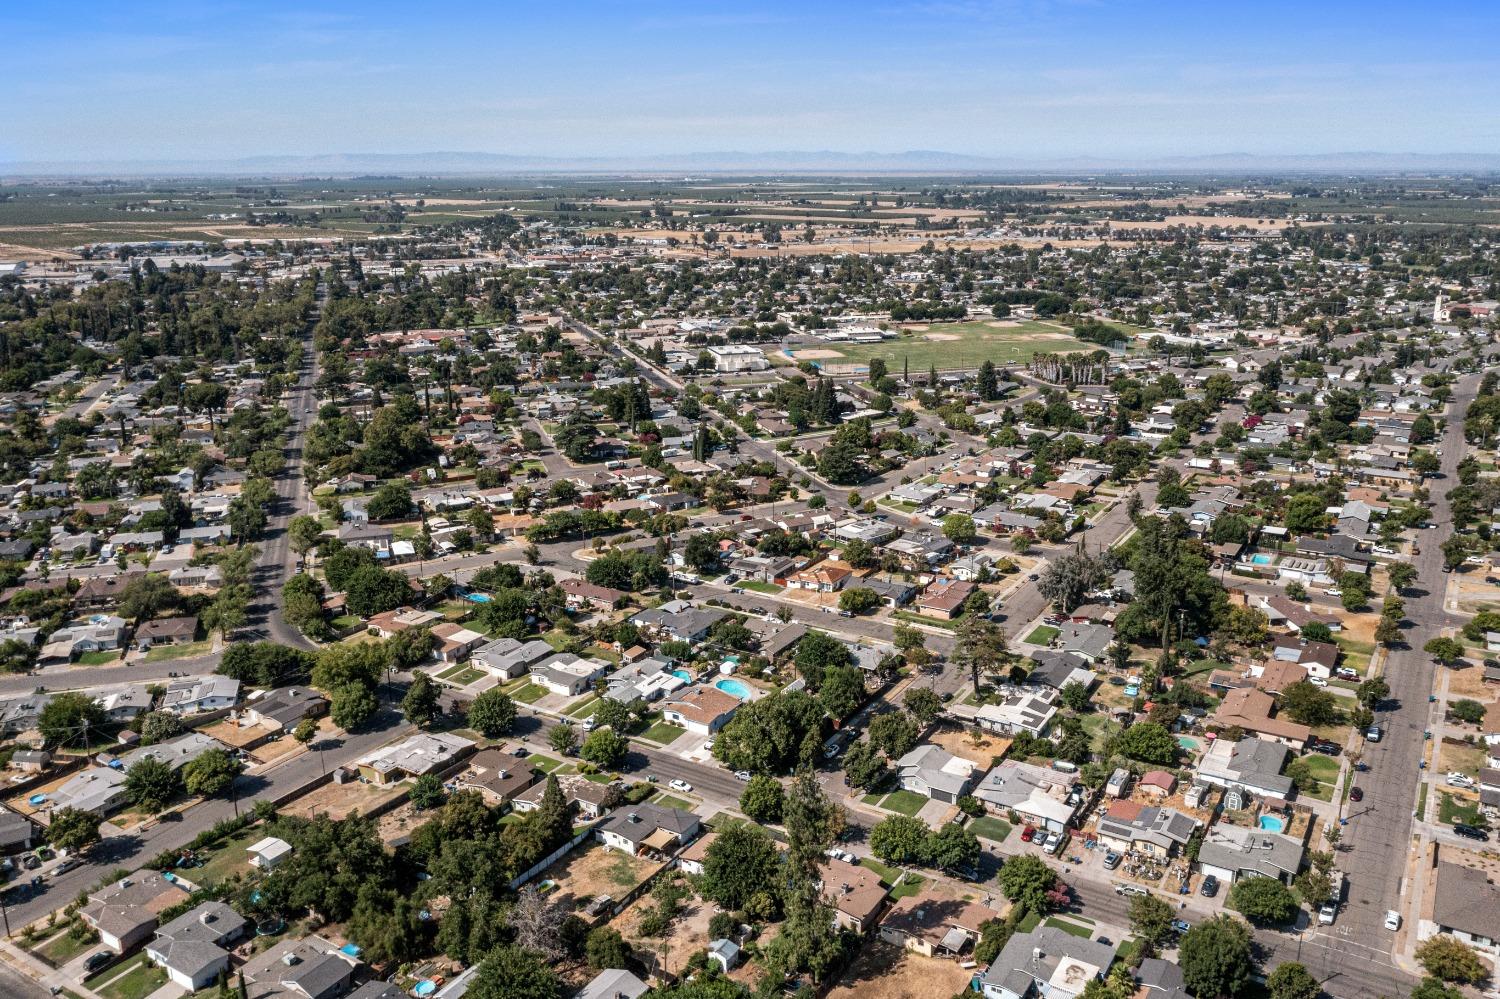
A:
[788,320,1099,373]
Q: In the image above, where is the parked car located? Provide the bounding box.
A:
[1042,831,1063,854]
[668,779,693,793]
[1366,725,1382,743]
[1200,875,1219,898]
[1384,910,1401,931]
[1453,824,1490,842]
[1115,883,1149,897]
[1445,772,1475,788]
[1318,902,1337,925]
[1020,826,1037,843]
[1309,677,1329,687]
[1335,667,1359,680]
[1103,851,1121,870]
[84,952,113,975]
[734,770,752,782]
[1349,787,1363,802]
[1170,919,1192,934]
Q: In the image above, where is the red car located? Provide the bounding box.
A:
[1021,826,1037,843]
[1350,787,1363,802]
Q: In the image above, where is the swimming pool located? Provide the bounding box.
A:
[414,981,437,998]
[671,669,693,682]
[464,592,492,603]
[1258,815,1285,833]
[1177,736,1200,751]
[715,678,753,700]
[1250,554,1273,565]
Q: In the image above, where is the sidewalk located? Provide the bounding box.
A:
[0,937,109,999]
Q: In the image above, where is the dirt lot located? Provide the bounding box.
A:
[825,941,974,999]
[614,885,727,980]
[281,778,406,821]
[538,843,663,911]
[376,800,429,845]
[1447,663,1497,700]
[927,725,1010,768]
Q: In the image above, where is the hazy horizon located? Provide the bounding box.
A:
[6,1,1500,168]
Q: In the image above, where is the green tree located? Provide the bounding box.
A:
[1424,637,1466,664]
[549,724,579,756]
[869,711,919,759]
[1227,875,1298,925]
[46,807,101,854]
[1388,562,1419,592]
[1415,936,1489,983]
[817,664,864,721]
[468,689,517,737]
[466,945,562,999]
[38,692,108,748]
[996,854,1058,915]
[841,739,890,791]
[585,926,632,971]
[1128,892,1176,947]
[138,710,184,745]
[580,727,628,769]
[1114,722,1179,765]
[182,748,239,798]
[942,513,977,545]
[118,573,179,624]
[925,822,980,872]
[1279,681,1337,727]
[125,756,182,812]
[401,672,441,729]
[870,815,930,865]
[904,687,941,726]
[713,690,826,774]
[701,822,783,912]
[740,774,786,823]
[409,773,446,810]
[1267,963,1321,999]
[1178,916,1254,999]
[1356,676,1390,709]
[838,587,880,613]
[1411,979,1465,999]
[794,630,853,687]
[288,515,324,555]
[331,681,379,730]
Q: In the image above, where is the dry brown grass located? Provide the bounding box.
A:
[280,778,405,821]
[825,942,975,999]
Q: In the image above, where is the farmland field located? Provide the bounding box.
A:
[789,320,1101,372]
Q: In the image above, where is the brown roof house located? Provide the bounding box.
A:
[817,856,887,935]
[454,748,541,808]
[560,578,628,612]
[81,870,190,953]
[661,684,743,736]
[133,615,199,649]
[915,578,978,620]
[878,889,996,958]
[1213,687,1311,748]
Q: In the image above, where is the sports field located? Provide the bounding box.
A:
[787,320,1099,372]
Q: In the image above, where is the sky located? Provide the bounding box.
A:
[5,0,1500,165]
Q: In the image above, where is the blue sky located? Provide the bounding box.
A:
[5,1,1499,163]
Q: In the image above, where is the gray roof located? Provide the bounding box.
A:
[576,969,650,999]
[1195,824,1303,881]
[981,926,1118,995]
[897,744,976,798]
[599,802,698,842]
[1431,862,1500,938]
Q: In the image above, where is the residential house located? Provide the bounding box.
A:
[160,675,240,715]
[602,657,685,704]
[0,806,36,854]
[1213,688,1311,748]
[471,637,555,680]
[878,890,995,958]
[529,653,611,697]
[974,687,1059,738]
[817,856,887,934]
[47,767,128,816]
[1270,636,1339,680]
[454,749,541,808]
[630,601,729,643]
[429,622,486,663]
[1426,861,1500,950]
[81,870,190,953]
[560,578,628,612]
[244,687,328,731]
[133,616,199,649]
[366,606,444,637]
[146,901,249,991]
[354,732,474,784]
[1094,801,1199,859]
[675,831,716,876]
[787,560,854,593]
[597,803,701,856]
[661,685,742,736]
[896,745,977,804]
[577,970,650,999]
[973,760,1083,834]
[915,578,977,619]
[1195,824,1304,885]
[238,935,357,999]
[513,772,618,820]
[246,837,293,870]
[977,926,1118,999]
[1257,595,1342,634]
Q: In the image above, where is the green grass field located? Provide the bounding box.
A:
[740,580,784,594]
[511,683,548,704]
[870,789,928,816]
[639,721,687,745]
[1024,625,1060,646]
[1437,791,1482,825]
[967,816,1012,843]
[790,320,1098,372]
[86,953,168,999]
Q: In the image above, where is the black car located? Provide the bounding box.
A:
[84,952,114,975]
[1349,787,1363,802]
[1453,824,1491,842]
[1310,740,1341,756]
[1200,875,1219,898]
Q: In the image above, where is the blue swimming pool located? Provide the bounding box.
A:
[715,678,753,700]
[464,592,492,603]
[1177,736,1200,751]
[671,669,692,682]
[1250,554,1273,565]
[414,981,437,998]
[1258,815,1285,833]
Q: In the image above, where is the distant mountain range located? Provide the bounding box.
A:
[5,149,1500,178]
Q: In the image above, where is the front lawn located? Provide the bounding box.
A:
[872,790,927,816]
[76,651,120,666]
[638,721,687,745]
[528,753,566,773]
[740,580,783,594]
[510,683,548,704]
[1024,625,1060,646]
[889,874,927,900]
[1044,917,1095,939]
[563,695,601,718]
[859,856,902,886]
[967,816,1012,843]
[36,926,97,966]
[435,665,485,685]
[1437,791,1482,825]
[651,793,693,810]
[144,639,211,662]
[87,953,168,999]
